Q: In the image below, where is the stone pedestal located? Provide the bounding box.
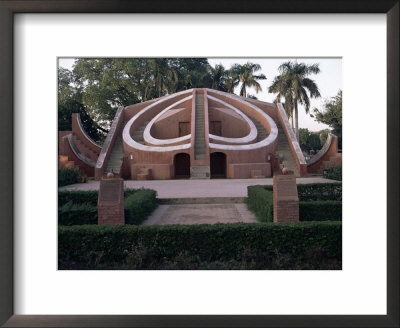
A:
[98,178,125,225]
[273,174,299,222]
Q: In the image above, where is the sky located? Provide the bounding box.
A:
[59,57,341,132]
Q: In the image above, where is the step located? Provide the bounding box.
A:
[190,166,210,179]
[158,197,246,205]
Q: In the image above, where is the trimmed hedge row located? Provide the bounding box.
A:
[58,188,158,226]
[299,201,342,221]
[58,168,79,187]
[297,183,342,201]
[58,201,97,226]
[58,189,138,207]
[125,189,158,225]
[58,221,342,269]
[246,183,342,222]
[246,185,273,222]
[324,166,342,181]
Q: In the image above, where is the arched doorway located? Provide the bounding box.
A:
[210,152,227,178]
[174,153,190,178]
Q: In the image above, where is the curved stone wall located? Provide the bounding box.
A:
[307,133,341,174]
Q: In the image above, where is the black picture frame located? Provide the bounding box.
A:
[0,1,398,327]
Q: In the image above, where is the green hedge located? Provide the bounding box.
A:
[246,183,342,222]
[58,189,138,207]
[58,221,342,269]
[324,166,342,181]
[297,183,342,201]
[58,189,157,226]
[246,186,273,222]
[299,201,342,221]
[124,189,158,225]
[58,168,79,187]
[58,201,97,226]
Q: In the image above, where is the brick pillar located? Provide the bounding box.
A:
[98,178,125,225]
[273,174,299,222]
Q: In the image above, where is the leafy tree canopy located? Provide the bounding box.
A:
[313,90,342,134]
[299,128,322,153]
[71,58,212,125]
[313,90,342,148]
[58,67,106,142]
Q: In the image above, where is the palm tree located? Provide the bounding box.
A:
[269,61,321,140]
[208,64,228,91]
[231,62,267,97]
[225,69,240,94]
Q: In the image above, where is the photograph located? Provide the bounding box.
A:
[1,1,398,325]
[58,57,343,270]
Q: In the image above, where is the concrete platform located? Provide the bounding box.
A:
[59,177,337,199]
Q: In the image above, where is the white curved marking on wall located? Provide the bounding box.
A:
[307,133,335,166]
[123,89,193,152]
[207,95,257,145]
[207,89,278,151]
[143,95,192,146]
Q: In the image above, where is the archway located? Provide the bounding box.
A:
[210,152,227,178]
[174,153,190,178]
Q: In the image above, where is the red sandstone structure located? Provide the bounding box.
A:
[58,88,341,180]
[273,174,299,222]
[97,178,125,225]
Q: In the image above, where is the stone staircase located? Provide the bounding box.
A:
[105,122,127,175]
[275,121,300,177]
[72,134,99,162]
[132,121,150,145]
[191,94,210,179]
[249,116,268,141]
[194,94,206,160]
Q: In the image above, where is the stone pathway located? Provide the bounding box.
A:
[142,203,257,225]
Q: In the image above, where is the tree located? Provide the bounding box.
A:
[299,128,322,153]
[268,61,321,140]
[148,58,178,97]
[225,69,240,94]
[208,64,228,92]
[172,58,211,90]
[67,58,214,129]
[319,129,330,146]
[72,58,143,124]
[58,67,106,142]
[231,62,266,97]
[313,90,342,149]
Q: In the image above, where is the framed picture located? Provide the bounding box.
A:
[0,1,398,327]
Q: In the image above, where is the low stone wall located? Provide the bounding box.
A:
[227,163,271,179]
[130,163,173,180]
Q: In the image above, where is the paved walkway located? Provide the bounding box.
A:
[142,203,257,225]
[59,177,336,198]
